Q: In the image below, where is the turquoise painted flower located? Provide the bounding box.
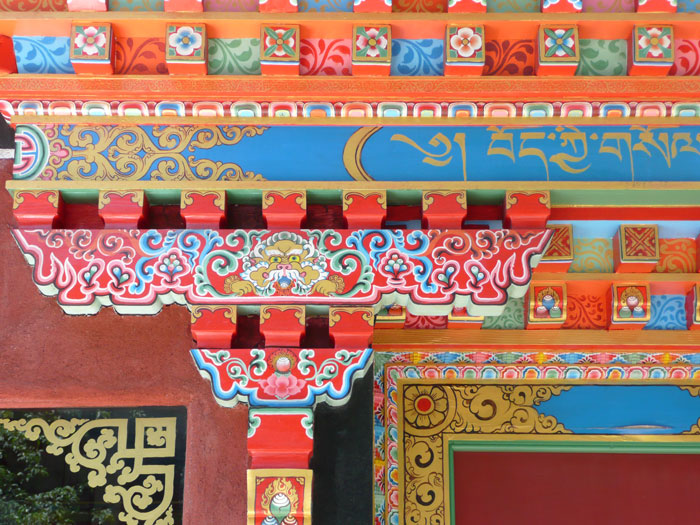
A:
[544,28,576,58]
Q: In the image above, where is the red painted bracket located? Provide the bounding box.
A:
[248,410,313,469]
[12,190,63,227]
[66,0,107,11]
[536,224,573,273]
[191,305,237,348]
[635,0,676,12]
[98,190,148,228]
[422,190,467,229]
[448,0,487,11]
[504,191,551,229]
[541,0,581,12]
[0,35,17,73]
[354,0,391,12]
[374,305,406,329]
[164,0,203,10]
[446,307,483,330]
[343,190,387,229]
[180,190,226,228]
[328,306,374,349]
[262,191,306,229]
[526,283,567,329]
[260,305,306,347]
[259,0,297,13]
[609,283,651,330]
[613,224,659,273]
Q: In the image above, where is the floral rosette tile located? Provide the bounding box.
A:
[70,24,111,62]
[166,24,206,62]
[353,26,390,63]
[539,26,579,62]
[635,26,674,63]
[261,26,300,62]
[446,25,484,63]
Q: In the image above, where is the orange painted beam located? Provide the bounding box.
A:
[1,75,699,102]
[1,13,699,40]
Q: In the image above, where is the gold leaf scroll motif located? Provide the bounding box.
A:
[0,416,177,525]
[46,125,267,181]
[401,383,571,524]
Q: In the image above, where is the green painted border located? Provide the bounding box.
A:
[11,187,700,207]
[447,439,700,525]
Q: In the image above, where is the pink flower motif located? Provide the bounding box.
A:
[450,27,482,58]
[638,27,672,58]
[74,26,107,57]
[356,27,388,58]
[260,373,305,399]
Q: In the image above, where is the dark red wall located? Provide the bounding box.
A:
[454,450,700,525]
[0,159,248,524]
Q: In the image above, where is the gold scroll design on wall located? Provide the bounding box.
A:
[0,416,177,525]
[44,125,267,181]
[402,384,571,525]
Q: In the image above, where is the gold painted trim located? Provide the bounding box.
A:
[261,190,306,209]
[342,190,387,210]
[328,306,375,327]
[422,190,467,212]
[190,304,237,322]
[260,304,306,325]
[180,190,226,210]
[98,189,145,209]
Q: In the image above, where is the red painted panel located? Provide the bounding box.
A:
[0,160,248,524]
[454,451,700,525]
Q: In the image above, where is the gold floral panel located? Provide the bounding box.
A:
[397,380,700,525]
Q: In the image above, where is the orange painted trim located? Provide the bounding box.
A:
[549,207,700,221]
[2,76,699,102]
[1,13,699,40]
